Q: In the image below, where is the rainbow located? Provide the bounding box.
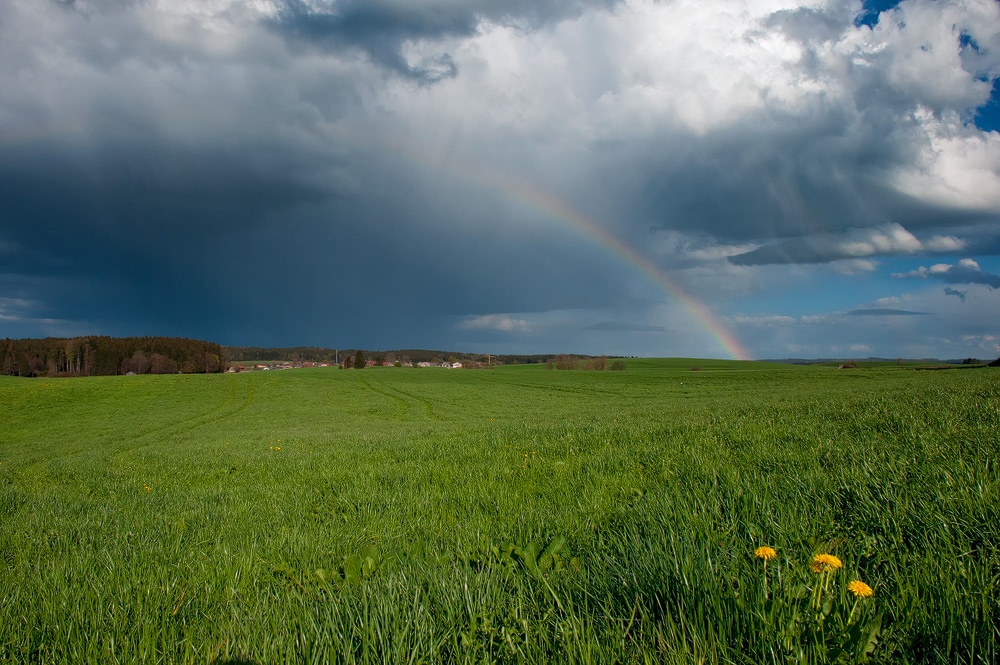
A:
[390,140,751,359]
[472,165,751,360]
[386,133,751,360]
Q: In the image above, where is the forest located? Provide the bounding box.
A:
[0,336,227,377]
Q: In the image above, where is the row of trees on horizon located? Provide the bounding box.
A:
[1,337,227,377]
[223,346,596,367]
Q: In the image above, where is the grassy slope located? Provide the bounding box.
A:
[1,364,997,663]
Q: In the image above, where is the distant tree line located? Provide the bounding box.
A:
[1,336,226,377]
[223,347,603,368]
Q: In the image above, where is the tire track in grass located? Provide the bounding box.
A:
[129,374,255,443]
[380,384,442,421]
[355,373,443,421]
[355,372,410,421]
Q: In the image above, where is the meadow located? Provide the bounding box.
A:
[0,360,997,664]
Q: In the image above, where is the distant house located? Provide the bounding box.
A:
[450,362,463,369]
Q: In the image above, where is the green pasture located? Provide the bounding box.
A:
[0,362,997,663]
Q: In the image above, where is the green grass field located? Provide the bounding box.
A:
[1,362,997,664]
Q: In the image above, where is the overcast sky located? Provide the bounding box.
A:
[2,0,999,360]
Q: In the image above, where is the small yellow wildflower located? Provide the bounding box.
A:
[847,580,873,598]
[754,546,777,561]
[811,553,843,572]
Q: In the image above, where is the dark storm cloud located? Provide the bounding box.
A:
[638,104,999,265]
[0,139,331,290]
[269,0,618,80]
[641,115,897,243]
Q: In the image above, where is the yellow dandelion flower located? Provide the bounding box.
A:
[811,553,843,572]
[847,580,873,598]
[754,546,777,561]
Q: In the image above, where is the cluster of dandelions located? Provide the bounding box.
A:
[753,547,880,657]
[754,546,874,601]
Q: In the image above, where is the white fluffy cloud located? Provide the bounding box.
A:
[891,109,1000,210]
[730,223,966,265]
[457,314,534,332]
[892,258,1000,287]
